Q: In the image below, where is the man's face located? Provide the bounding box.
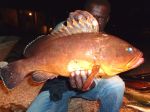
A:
[88,4,110,31]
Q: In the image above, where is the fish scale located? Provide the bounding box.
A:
[0,10,144,90]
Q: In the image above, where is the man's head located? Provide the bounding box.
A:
[84,0,111,31]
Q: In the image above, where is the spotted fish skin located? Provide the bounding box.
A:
[0,10,143,89]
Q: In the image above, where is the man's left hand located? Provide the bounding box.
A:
[69,70,94,91]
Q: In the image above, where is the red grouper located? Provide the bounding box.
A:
[0,10,144,91]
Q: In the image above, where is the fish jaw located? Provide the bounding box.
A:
[105,52,145,76]
[101,53,144,76]
[127,52,144,70]
[131,57,144,69]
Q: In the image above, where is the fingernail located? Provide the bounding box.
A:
[88,70,92,75]
[75,70,80,75]
[71,72,75,77]
[81,70,85,75]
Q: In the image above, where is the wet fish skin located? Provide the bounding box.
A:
[0,10,144,89]
[0,33,143,89]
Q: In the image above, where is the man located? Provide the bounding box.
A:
[27,0,125,112]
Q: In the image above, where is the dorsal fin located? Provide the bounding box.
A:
[23,35,47,57]
[51,10,99,38]
[23,10,99,57]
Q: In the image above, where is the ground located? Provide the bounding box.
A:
[0,77,145,112]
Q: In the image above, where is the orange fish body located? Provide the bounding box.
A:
[0,10,144,89]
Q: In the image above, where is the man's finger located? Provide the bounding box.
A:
[80,70,88,84]
[75,70,82,89]
[69,72,76,88]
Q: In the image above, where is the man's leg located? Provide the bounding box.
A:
[27,76,124,112]
[27,90,76,112]
[78,76,125,112]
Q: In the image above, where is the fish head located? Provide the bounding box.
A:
[98,35,144,76]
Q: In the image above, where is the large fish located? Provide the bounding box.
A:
[0,10,144,90]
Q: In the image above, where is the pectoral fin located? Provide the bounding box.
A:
[32,71,58,83]
[82,65,100,91]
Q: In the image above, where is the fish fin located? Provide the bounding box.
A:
[23,35,48,57]
[51,10,99,38]
[0,63,25,89]
[32,71,58,83]
[82,65,100,91]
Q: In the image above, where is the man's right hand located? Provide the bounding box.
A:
[69,70,95,91]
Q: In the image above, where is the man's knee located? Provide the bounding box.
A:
[105,76,125,95]
[98,77,125,112]
[96,76,125,96]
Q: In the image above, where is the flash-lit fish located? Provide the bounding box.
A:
[0,10,144,89]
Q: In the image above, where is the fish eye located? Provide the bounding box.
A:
[126,47,133,53]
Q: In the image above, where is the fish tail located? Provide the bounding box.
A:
[0,60,27,89]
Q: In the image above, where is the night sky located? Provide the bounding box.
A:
[1,0,150,32]
[0,0,150,43]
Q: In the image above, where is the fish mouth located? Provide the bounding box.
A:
[127,52,144,69]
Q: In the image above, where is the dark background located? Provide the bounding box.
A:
[0,0,150,41]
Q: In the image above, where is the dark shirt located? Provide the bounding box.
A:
[40,77,70,101]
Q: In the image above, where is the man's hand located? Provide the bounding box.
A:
[69,70,95,91]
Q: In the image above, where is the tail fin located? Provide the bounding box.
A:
[0,61,25,89]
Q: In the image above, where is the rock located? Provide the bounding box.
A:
[68,98,99,112]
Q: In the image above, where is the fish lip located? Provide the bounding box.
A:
[129,52,144,69]
[112,52,144,72]
[131,57,144,69]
